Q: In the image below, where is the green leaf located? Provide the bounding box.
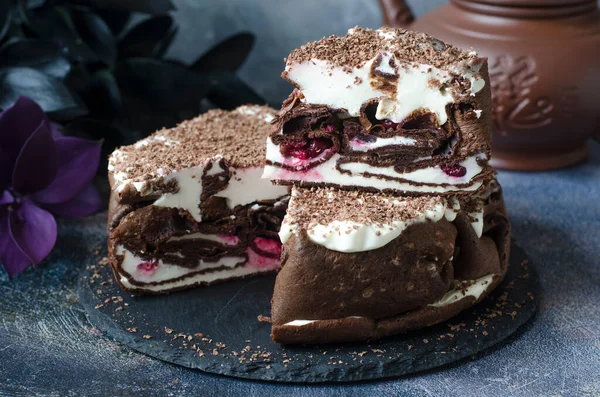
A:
[114,58,210,134]
[82,69,123,120]
[191,32,255,74]
[67,0,175,15]
[0,66,87,118]
[0,2,11,42]
[0,39,71,79]
[24,0,46,9]
[154,24,177,59]
[24,5,99,63]
[118,15,175,59]
[95,9,130,36]
[70,9,117,67]
[207,71,265,110]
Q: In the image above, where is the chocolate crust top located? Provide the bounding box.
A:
[285,27,475,70]
[286,187,448,229]
[109,105,276,183]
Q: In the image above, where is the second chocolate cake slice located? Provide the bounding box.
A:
[107,106,290,294]
[271,182,510,344]
[263,27,494,195]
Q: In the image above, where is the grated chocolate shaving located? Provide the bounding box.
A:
[109,105,276,182]
[286,27,474,71]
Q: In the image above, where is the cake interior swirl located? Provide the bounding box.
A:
[106,27,511,345]
[263,27,494,195]
[107,106,289,294]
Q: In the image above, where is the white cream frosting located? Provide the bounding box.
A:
[112,158,287,221]
[284,316,363,327]
[469,207,485,238]
[349,135,417,152]
[118,264,272,293]
[153,165,205,222]
[279,188,484,253]
[117,245,280,293]
[280,194,462,253]
[215,167,289,209]
[285,320,316,326]
[338,153,484,186]
[235,105,275,123]
[169,232,239,246]
[429,273,495,307]
[285,28,485,126]
[264,138,486,194]
[117,245,246,285]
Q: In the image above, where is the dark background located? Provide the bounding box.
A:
[167,0,445,105]
[1,1,599,396]
[165,0,600,105]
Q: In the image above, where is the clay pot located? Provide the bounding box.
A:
[378,0,600,170]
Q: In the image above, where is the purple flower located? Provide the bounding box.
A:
[0,97,102,278]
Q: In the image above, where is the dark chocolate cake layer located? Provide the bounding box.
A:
[108,194,288,294]
[107,106,290,294]
[271,182,510,344]
[263,27,494,195]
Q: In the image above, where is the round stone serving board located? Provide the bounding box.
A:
[79,243,538,383]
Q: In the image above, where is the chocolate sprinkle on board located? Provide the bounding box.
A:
[79,242,538,383]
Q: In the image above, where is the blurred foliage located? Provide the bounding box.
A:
[0,0,264,173]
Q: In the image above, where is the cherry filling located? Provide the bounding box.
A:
[441,164,467,177]
[253,237,282,258]
[381,119,400,130]
[323,123,336,133]
[281,136,333,160]
[137,260,159,275]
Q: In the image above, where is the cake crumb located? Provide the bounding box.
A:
[257,315,271,323]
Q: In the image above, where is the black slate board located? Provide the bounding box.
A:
[79,243,538,383]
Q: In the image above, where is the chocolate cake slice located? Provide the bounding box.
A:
[107,106,290,294]
[263,27,494,195]
[271,181,510,344]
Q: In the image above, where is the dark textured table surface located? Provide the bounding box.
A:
[1,142,599,396]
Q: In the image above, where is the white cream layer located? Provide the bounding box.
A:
[279,194,463,253]
[117,245,246,284]
[285,29,485,126]
[169,232,240,246]
[117,244,280,292]
[153,165,205,222]
[280,189,485,253]
[429,273,495,307]
[215,167,289,209]
[349,135,417,152]
[119,264,272,293]
[281,273,496,327]
[264,138,485,195]
[284,316,363,327]
[112,159,287,222]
